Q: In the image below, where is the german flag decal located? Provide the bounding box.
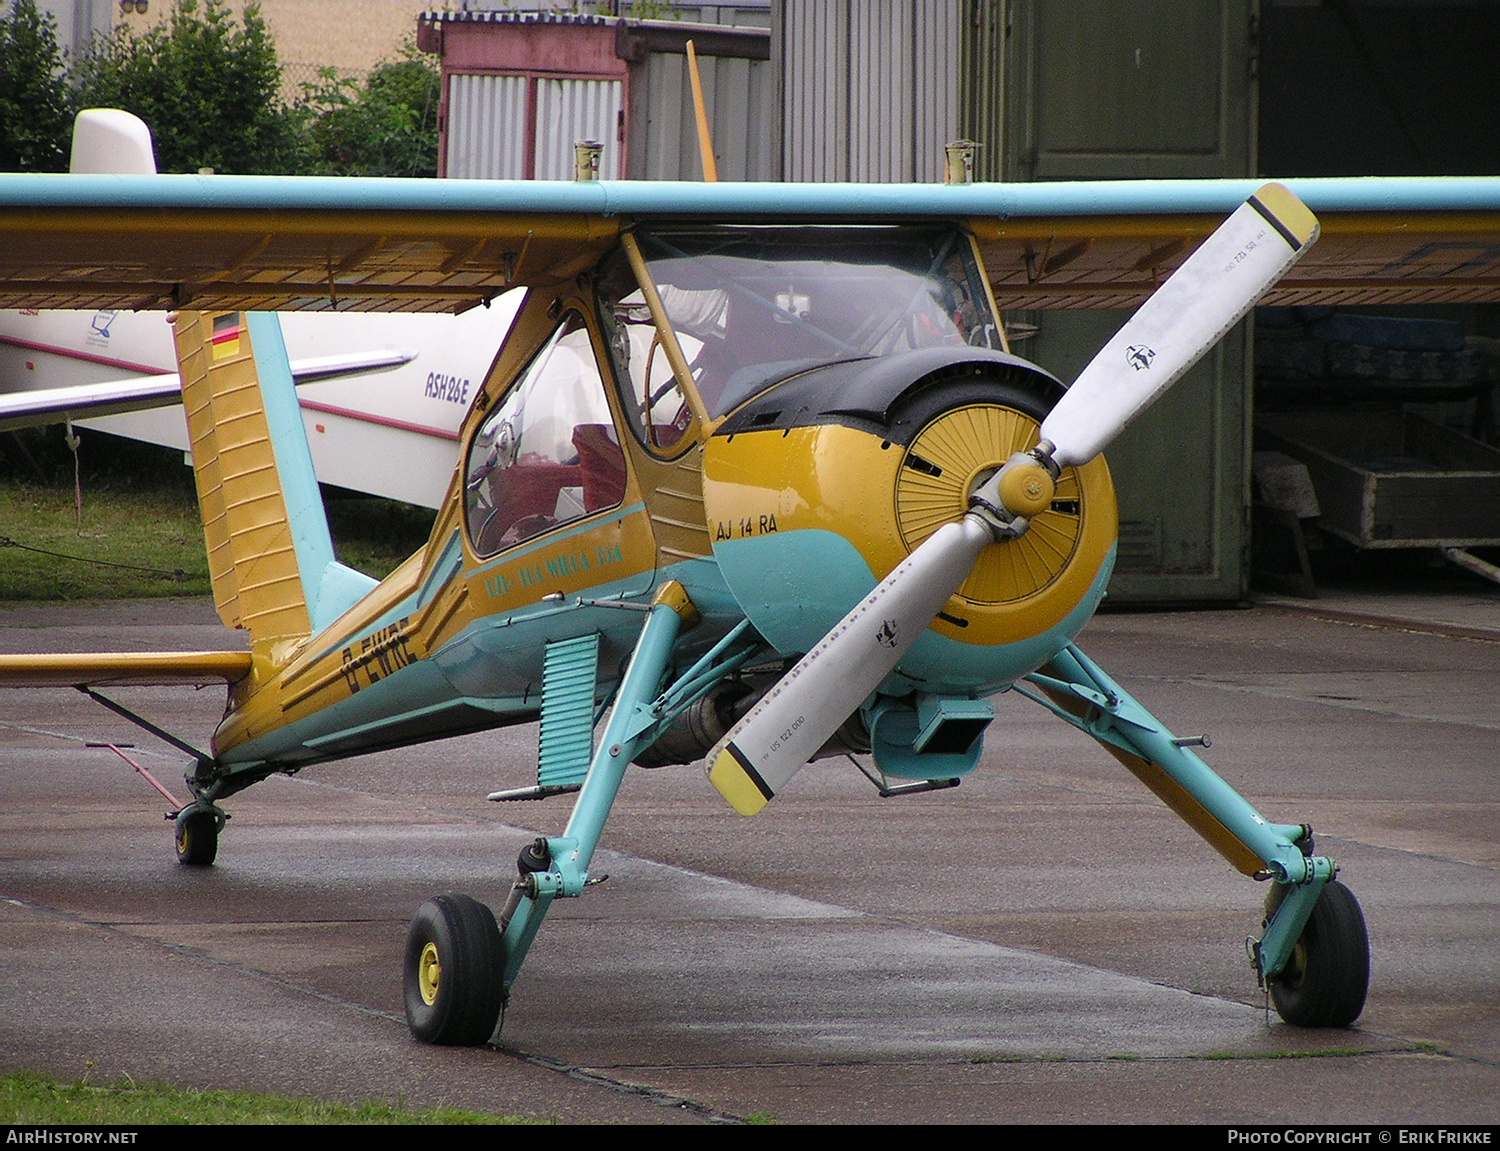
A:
[210,312,242,360]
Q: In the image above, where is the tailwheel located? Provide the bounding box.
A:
[1265,879,1370,1027]
[403,894,505,1046]
[173,805,221,867]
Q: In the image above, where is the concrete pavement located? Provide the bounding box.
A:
[0,593,1495,1123]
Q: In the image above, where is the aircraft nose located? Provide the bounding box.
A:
[700,355,1118,661]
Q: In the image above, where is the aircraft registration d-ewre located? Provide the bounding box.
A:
[2,167,1500,1045]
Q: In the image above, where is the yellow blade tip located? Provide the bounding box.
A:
[709,748,769,816]
[1252,182,1320,248]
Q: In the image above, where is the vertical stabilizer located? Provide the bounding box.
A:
[174,311,376,643]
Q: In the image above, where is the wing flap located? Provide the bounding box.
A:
[0,651,252,687]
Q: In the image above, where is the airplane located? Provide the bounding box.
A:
[2,167,1499,1047]
[0,111,521,509]
[0,302,517,508]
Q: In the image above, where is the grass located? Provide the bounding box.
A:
[0,430,435,601]
[0,481,213,600]
[0,1070,541,1125]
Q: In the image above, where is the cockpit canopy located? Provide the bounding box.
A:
[605,224,1003,423]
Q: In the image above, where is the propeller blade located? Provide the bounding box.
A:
[1039,183,1318,469]
[708,515,994,815]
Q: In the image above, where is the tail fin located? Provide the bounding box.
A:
[174,311,376,643]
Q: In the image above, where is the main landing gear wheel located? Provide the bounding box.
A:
[403,894,505,1046]
[173,806,220,867]
[1265,879,1370,1028]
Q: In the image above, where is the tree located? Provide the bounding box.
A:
[0,0,75,172]
[71,0,303,174]
[302,44,440,178]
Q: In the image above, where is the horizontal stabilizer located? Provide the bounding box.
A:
[0,650,251,687]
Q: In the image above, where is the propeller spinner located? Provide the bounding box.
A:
[708,183,1320,815]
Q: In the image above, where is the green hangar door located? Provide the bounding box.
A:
[995,0,1257,602]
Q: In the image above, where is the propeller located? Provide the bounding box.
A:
[707,183,1319,816]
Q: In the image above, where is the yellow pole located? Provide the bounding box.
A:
[685,40,719,183]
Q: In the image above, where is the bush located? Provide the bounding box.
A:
[0,0,75,172]
[70,0,304,174]
[301,44,440,177]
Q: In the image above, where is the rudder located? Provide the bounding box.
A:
[174,310,375,645]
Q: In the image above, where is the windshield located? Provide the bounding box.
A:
[632,225,1001,418]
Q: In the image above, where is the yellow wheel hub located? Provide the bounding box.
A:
[1282,939,1308,988]
[418,941,441,1006]
[895,404,1084,604]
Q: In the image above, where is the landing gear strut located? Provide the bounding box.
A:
[402,585,697,1045]
[1017,643,1371,1028]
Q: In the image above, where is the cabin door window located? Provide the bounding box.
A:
[464,312,627,557]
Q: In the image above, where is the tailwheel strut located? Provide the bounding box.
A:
[172,803,227,867]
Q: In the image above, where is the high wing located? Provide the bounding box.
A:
[5,172,1495,1043]
[1,176,1499,312]
[974,182,1500,310]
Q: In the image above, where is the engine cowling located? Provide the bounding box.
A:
[702,351,1119,700]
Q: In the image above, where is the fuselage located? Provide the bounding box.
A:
[205,221,1119,790]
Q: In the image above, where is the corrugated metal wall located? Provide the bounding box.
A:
[446,74,530,180]
[438,17,771,182]
[626,51,777,181]
[780,0,960,183]
[446,75,623,181]
[961,0,1007,182]
[535,79,624,180]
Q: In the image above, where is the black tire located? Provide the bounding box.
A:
[174,807,219,867]
[403,894,505,1046]
[1265,879,1370,1028]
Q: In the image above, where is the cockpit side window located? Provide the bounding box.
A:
[597,247,698,455]
[463,311,626,558]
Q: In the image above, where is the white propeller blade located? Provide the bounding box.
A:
[708,516,993,815]
[1040,182,1318,468]
[708,184,1320,816]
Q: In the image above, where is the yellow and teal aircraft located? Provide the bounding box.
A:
[1,171,1498,1044]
